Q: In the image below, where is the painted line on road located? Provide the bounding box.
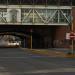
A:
[11,68,75,74]
[0,72,11,75]
[0,57,29,58]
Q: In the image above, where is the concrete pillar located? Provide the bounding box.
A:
[24,38,25,48]
[27,37,31,49]
[54,26,67,48]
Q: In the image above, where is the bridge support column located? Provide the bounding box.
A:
[27,37,31,49]
[24,38,25,48]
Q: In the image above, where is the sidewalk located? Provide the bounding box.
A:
[0,72,11,75]
[21,48,75,58]
[21,48,66,57]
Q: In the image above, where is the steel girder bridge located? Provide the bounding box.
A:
[0,0,73,48]
[0,6,71,26]
[0,0,73,26]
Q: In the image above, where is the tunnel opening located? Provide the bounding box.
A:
[0,25,67,49]
[31,25,67,49]
[32,26,57,49]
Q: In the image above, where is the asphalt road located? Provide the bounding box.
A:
[0,48,75,75]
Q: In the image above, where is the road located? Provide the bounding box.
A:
[0,48,75,75]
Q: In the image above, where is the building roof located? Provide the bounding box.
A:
[0,0,75,6]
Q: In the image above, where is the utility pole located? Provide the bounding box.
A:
[30,29,32,49]
[71,1,74,55]
[71,20,74,54]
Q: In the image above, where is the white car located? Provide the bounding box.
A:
[0,40,21,47]
[8,41,20,47]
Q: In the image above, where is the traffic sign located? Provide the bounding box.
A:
[66,32,75,40]
[66,33,70,40]
[70,32,75,40]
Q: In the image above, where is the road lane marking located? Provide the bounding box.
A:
[11,68,75,74]
[0,57,29,58]
[0,72,11,75]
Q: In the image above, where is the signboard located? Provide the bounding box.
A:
[66,33,70,40]
[66,32,75,40]
[70,32,75,40]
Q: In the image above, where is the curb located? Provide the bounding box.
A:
[21,48,66,57]
[21,48,75,58]
[64,54,75,58]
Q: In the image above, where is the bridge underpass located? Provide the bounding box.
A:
[0,25,67,49]
[0,4,71,49]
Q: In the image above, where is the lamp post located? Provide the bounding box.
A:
[30,29,32,49]
[70,3,74,54]
[71,21,74,54]
[66,0,74,55]
[71,1,74,54]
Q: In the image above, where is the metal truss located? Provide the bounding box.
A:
[22,8,71,25]
[0,6,71,25]
[0,9,7,23]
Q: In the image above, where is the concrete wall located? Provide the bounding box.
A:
[53,26,67,48]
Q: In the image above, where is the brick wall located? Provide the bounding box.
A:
[54,26,67,48]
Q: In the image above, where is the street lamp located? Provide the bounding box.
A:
[69,3,74,54]
[30,29,33,49]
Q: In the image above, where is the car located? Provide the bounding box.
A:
[0,40,21,48]
[7,41,20,47]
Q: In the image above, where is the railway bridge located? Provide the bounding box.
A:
[0,0,74,49]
